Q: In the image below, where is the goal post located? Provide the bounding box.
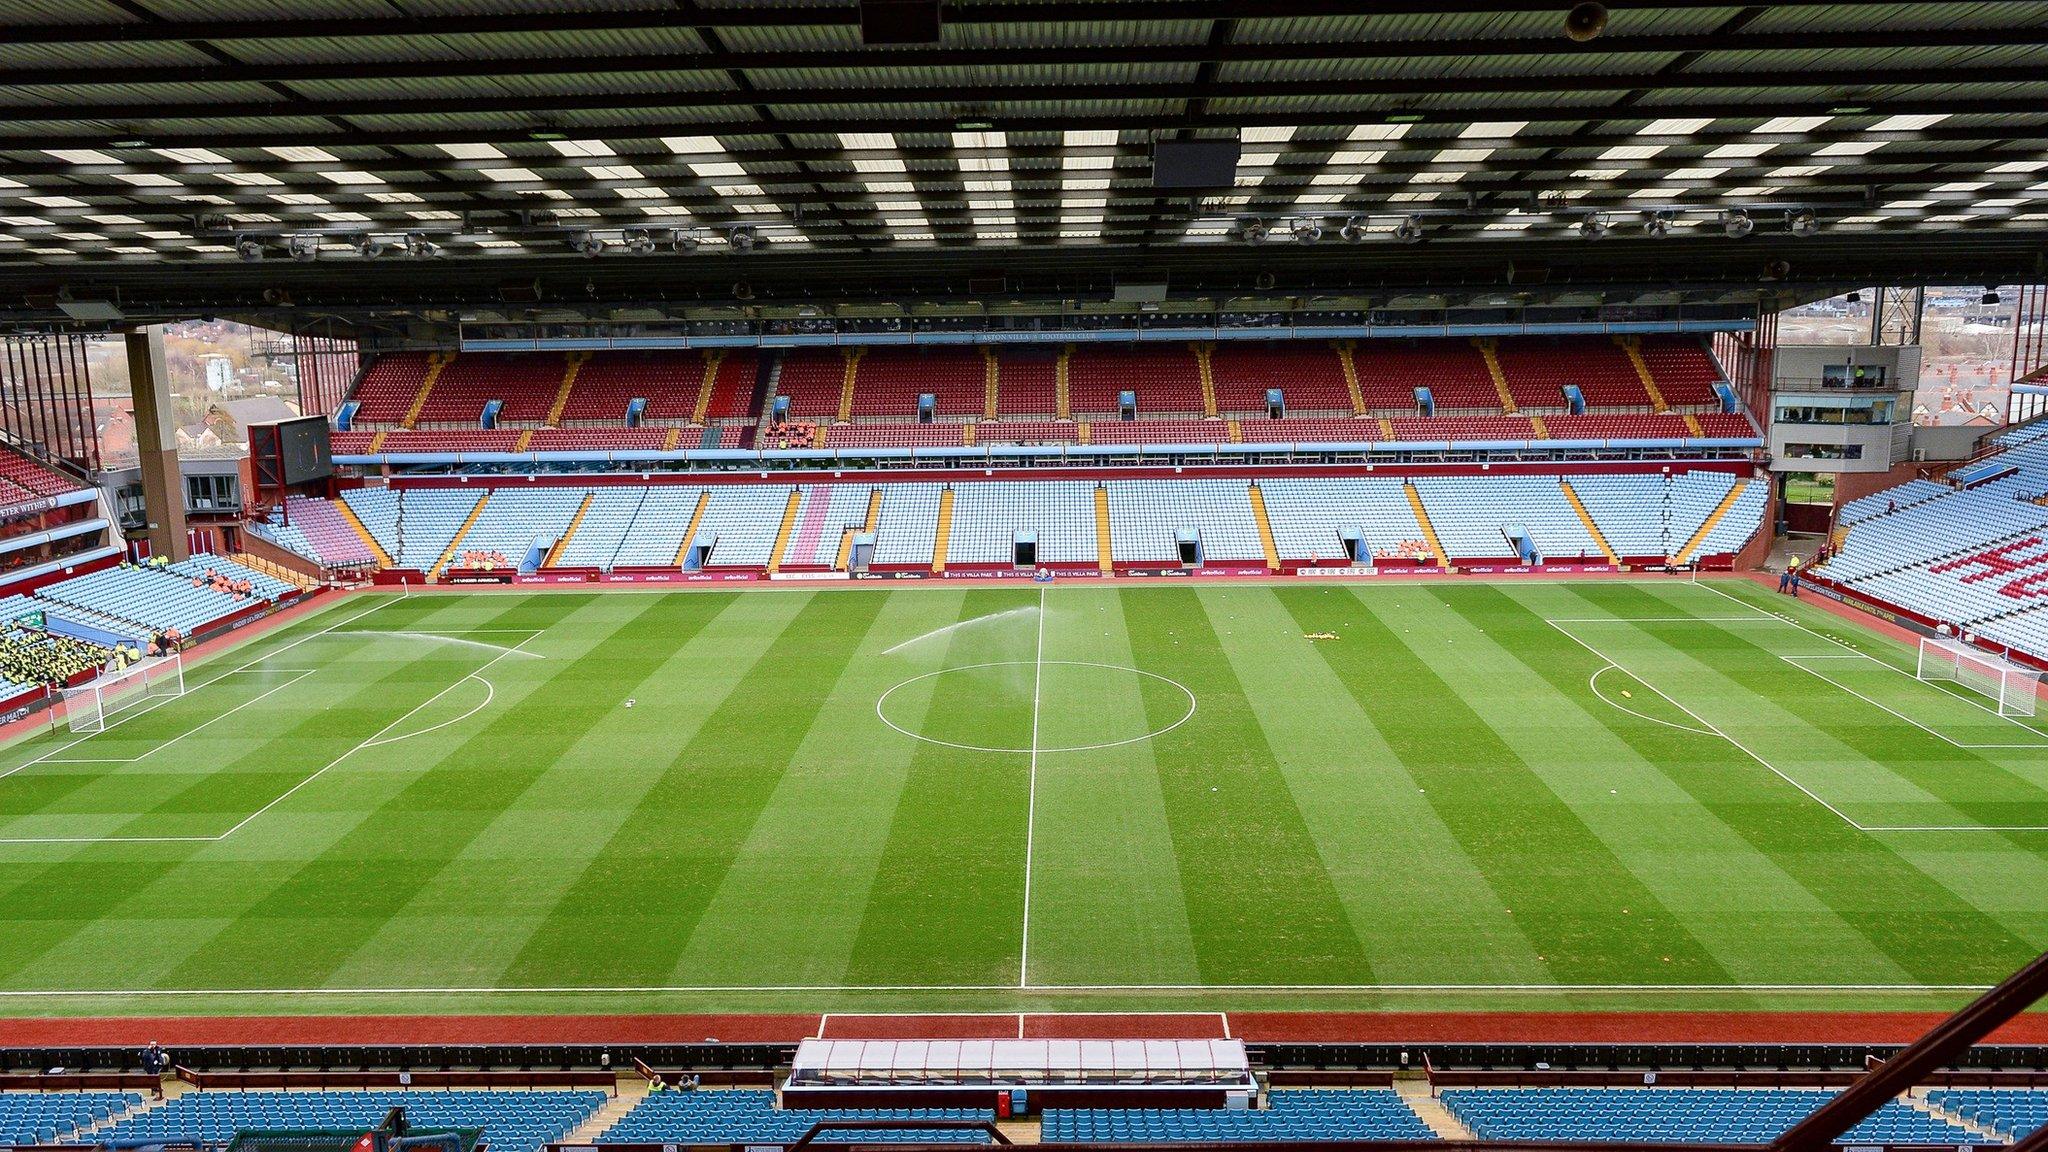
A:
[1917,637,2041,717]
[60,652,186,734]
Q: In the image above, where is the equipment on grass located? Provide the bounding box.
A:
[1916,637,2041,717]
[61,652,185,734]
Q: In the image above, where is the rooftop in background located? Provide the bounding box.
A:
[0,1,2043,319]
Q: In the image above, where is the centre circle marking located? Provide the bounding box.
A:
[875,660,1197,754]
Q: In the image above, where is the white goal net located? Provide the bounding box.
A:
[1917,637,2041,717]
[60,653,185,734]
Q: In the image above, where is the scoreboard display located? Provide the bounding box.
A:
[262,415,333,485]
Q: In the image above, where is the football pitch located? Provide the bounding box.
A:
[1,577,2045,1018]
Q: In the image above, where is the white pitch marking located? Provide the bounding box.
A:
[0,624,533,846]
[0,594,400,784]
[1553,607,2048,834]
[1019,584,1046,989]
[1587,664,1716,737]
[874,661,1195,755]
[882,605,1040,655]
[1779,654,2048,751]
[40,669,319,765]
[363,673,497,748]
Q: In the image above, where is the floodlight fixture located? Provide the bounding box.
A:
[1722,210,1754,238]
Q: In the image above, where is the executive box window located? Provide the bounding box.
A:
[1780,442,1866,461]
[1820,363,1889,389]
[1774,400,1894,426]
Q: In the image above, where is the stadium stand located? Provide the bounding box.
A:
[328,339,1752,457]
[2,1091,144,1145]
[0,445,86,512]
[34,556,287,637]
[294,467,1763,578]
[1926,1089,2048,1140]
[1440,1089,1985,1146]
[599,1091,990,1146]
[1043,1091,1435,1144]
[87,1091,604,1152]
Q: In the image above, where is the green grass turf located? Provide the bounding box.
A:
[0,577,2044,1018]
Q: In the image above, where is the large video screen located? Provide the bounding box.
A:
[273,415,332,485]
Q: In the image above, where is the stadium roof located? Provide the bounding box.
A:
[1,0,2045,318]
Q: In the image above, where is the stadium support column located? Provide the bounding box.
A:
[124,325,189,562]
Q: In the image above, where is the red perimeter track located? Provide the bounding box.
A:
[4,574,2041,1051]
[2,1012,2046,1048]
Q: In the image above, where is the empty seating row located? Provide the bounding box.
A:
[291,467,1765,575]
[1044,1090,1434,1144]
[2,1091,144,1145]
[86,1090,604,1152]
[1441,1088,1982,1145]
[1927,1088,2048,1139]
[599,1090,989,1146]
[37,562,266,636]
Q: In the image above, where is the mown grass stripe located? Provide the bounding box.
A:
[498,590,891,987]
[1578,583,2048,835]
[844,589,1037,987]
[155,593,723,992]
[1437,582,2030,985]
[1281,585,1737,987]
[1122,587,1372,986]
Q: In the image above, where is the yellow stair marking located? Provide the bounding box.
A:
[1195,342,1218,417]
[836,347,866,423]
[1617,335,1670,413]
[1337,340,1367,415]
[1055,344,1073,419]
[1094,485,1114,573]
[766,488,805,573]
[368,429,388,453]
[962,422,976,446]
[1529,414,1548,439]
[1403,481,1449,568]
[931,487,955,573]
[513,429,533,452]
[1227,418,1242,443]
[1077,421,1091,444]
[836,489,885,571]
[1377,415,1394,440]
[1675,477,1750,564]
[543,492,595,568]
[1475,337,1517,414]
[544,351,589,427]
[399,351,449,429]
[982,347,1000,420]
[428,492,490,580]
[662,426,683,451]
[1247,482,1281,571]
[674,491,711,566]
[1559,479,1619,565]
[692,350,727,424]
[335,498,393,567]
[1682,412,1705,437]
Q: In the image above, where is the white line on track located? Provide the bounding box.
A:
[1019,584,1046,989]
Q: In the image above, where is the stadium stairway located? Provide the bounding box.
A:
[1248,482,1282,571]
[1094,485,1114,573]
[564,1085,646,1145]
[1674,477,1750,564]
[1908,1093,2005,1143]
[1396,1083,1476,1141]
[1404,481,1449,566]
[544,493,597,568]
[1559,480,1622,564]
[1619,335,1671,413]
[429,493,491,580]
[1478,338,1518,414]
[337,499,394,567]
